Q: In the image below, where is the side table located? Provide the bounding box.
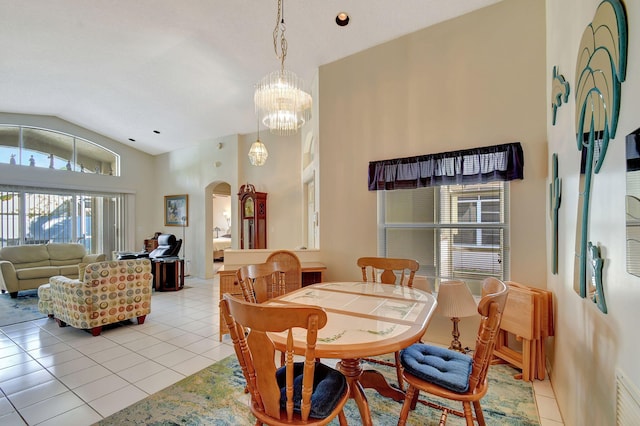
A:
[152,257,184,291]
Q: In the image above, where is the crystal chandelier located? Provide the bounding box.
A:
[248,121,268,166]
[254,0,312,136]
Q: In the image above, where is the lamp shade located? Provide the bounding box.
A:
[436,280,477,318]
[248,139,268,166]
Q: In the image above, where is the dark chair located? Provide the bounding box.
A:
[149,234,182,259]
[397,277,509,425]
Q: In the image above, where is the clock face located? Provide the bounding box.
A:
[244,198,254,217]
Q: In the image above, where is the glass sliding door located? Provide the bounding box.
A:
[0,187,124,256]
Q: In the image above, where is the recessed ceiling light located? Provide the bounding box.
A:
[336,12,350,27]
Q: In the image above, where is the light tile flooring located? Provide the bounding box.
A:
[0,276,564,425]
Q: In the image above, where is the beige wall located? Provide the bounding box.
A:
[238,131,304,251]
[154,128,304,278]
[153,133,239,279]
[546,0,640,424]
[318,0,546,303]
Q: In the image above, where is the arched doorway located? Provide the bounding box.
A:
[204,181,232,278]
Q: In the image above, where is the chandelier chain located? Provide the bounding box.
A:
[273,0,288,71]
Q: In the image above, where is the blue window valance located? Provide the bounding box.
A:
[368,142,524,191]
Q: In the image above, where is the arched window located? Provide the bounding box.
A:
[0,125,119,176]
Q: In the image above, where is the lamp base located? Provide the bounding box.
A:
[448,317,466,353]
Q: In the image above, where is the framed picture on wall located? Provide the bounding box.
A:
[164,194,188,226]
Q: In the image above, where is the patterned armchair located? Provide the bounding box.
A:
[49,259,152,336]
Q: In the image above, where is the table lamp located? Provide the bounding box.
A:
[436,280,478,352]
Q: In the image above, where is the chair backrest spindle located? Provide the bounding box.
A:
[236,262,287,303]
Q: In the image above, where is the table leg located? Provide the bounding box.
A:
[360,369,405,402]
[337,359,373,426]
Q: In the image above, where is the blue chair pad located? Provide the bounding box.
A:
[276,361,347,419]
[400,344,473,393]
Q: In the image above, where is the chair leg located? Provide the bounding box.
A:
[410,385,420,410]
[439,409,448,426]
[473,400,486,426]
[394,351,404,391]
[90,326,102,336]
[137,315,147,325]
[338,410,348,425]
[55,318,67,327]
[462,401,474,426]
[398,385,416,425]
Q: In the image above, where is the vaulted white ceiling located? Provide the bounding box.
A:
[0,0,501,155]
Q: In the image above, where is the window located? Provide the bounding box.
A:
[0,125,119,175]
[0,187,126,256]
[379,182,509,294]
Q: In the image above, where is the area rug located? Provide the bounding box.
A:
[97,355,540,425]
[0,289,46,327]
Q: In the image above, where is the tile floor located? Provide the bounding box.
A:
[0,275,564,425]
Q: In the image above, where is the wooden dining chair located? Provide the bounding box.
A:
[357,256,419,391]
[220,293,350,426]
[236,262,287,303]
[266,250,302,294]
[397,277,509,426]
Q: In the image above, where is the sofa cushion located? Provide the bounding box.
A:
[59,264,80,277]
[0,245,50,268]
[47,243,86,266]
[16,266,61,280]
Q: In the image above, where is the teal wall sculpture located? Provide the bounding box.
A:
[549,153,561,274]
[573,0,627,313]
[588,242,607,313]
[551,66,570,126]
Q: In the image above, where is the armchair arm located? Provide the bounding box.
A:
[49,275,85,296]
[0,260,18,293]
[82,253,106,263]
[49,275,91,326]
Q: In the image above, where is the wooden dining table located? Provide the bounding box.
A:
[266,281,438,426]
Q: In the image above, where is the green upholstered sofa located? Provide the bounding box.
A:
[0,243,105,298]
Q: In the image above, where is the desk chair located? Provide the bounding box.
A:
[149,234,182,259]
[357,256,419,391]
[220,294,349,425]
[398,277,509,425]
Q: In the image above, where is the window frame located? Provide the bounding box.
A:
[378,181,510,294]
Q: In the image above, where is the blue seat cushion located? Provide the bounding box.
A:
[275,361,347,419]
[400,344,473,393]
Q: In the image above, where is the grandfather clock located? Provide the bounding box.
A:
[238,183,267,249]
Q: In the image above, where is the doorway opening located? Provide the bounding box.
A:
[212,183,231,265]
